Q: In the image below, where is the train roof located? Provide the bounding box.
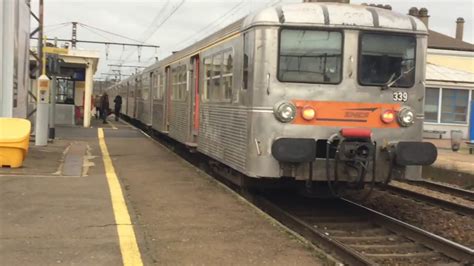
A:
[244,3,427,33]
[114,2,427,87]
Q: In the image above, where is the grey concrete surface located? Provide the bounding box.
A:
[103,124,325,265]
[62,142,86,177]
[0,118,326,265]
[0,135,122,265]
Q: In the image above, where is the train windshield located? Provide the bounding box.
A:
[359,33,416,88]
[278,29,342,84]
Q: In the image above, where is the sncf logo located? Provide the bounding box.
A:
[344,111,370,119]
[343,107,378,119]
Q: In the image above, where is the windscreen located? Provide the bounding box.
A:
[359,33,416,87]
[278,29,342,84]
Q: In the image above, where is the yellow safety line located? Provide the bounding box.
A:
[98,128,143,266]
[107,120,118,130]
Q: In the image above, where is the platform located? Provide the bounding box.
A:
[0,117,325,265]
[423,139,474,189]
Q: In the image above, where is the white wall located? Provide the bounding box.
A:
[13,0,31,118]
[0,0,30,118]
[0,0,14,117]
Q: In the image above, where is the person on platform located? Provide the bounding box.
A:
[100,92,109,124]
[113,94,122,122]
[94,94,101,119]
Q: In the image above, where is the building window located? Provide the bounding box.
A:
[424,88,439,122]
[441,88,469,124]
[56,78,75,104]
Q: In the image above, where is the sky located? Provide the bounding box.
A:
[30,0,474,80]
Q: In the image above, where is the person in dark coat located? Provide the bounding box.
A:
[113,95,122,121]
[94,94,102,119]
[100,92,109,124]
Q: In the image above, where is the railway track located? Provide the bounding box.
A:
[129,120,474,265]
[251,192,474,265]
[401,180,474,201]
[379,182,474,216]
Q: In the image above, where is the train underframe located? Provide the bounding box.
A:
[122,114,437,197]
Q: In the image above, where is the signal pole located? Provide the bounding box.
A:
[35,36,50,146]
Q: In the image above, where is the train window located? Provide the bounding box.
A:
[142,75,149,100]
[154,73,164,100]
[222,51,233,100]
[203,50,233,102]
[152,73,157,100]
[136,79,142,98]
[211,54,223,100]
[359,33,416,88]
[243,33,249,90]
[203,57,212,100]
[172,65,187,101]
[278,29,342,84]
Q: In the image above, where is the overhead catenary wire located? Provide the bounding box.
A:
[118,0,186,65]
[78,24,114,42]
[173,0,246,50]
[137,0,171,42]
[78,22,145,44]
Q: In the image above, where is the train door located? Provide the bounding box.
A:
[165,66,171,132]
[190,55,200,143]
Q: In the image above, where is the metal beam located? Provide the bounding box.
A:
[101,73,132,76]
[30,26,39,38]
[108,64,147,68]
[31,37,160,48]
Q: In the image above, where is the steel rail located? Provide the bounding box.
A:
[122,118,473,264]
[342,198,474,264]
[402,180,474,201]
[251,195,376,266]
[383,184,474,216]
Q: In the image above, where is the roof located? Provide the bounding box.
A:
[428,30,474,52]
[426,63,474,84]
[243,3,428,33]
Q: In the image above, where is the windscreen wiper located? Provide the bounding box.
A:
[381,66,415,90]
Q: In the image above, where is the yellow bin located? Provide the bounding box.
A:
[0,118,31,168]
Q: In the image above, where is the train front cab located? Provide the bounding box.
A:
[242,4,438,187]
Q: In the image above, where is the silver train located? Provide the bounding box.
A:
[106,2,437,191]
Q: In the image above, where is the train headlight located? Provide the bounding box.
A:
[381,110,395,124]
[274,101,296,123]
[302,106,316,121]
[398,107,415,127]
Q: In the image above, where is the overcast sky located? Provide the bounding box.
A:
[30,0,474,80]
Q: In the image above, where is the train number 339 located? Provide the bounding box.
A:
[393,91,408,102]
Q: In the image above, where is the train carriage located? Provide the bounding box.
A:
[107,2,437,192]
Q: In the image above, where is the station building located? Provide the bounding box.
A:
[411,8,474,140]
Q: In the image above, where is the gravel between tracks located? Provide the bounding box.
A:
[349,189,474,248]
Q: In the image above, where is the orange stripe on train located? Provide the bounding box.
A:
[292,100,401,128]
